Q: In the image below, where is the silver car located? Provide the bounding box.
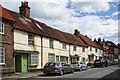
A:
[43,62,74,75]
[71,61,87,71]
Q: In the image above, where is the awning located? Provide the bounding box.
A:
[14,50,39,54]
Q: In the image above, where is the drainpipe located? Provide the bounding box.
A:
[41,36,43,67]
[69,44,71,63]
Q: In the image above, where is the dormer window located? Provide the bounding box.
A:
[0,22,4,34]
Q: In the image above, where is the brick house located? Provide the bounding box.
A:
[0,5,15,74]
[94,38,119,61]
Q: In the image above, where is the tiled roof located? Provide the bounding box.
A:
[0,5,14,21]
[2,5,87,47]
[77,34,101,48]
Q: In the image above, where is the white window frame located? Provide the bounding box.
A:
[0,22,4,34]
[82,48,85,52]
[48,54,55,62]
[29,53,38,66]
[0,47,5,65]
[73,46,76,51]
[28,33,34,45]
[49,39,54,49]
[62,43,67,49]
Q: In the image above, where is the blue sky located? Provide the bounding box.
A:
[0,0,119,44]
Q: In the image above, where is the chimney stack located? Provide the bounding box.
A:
[94,38,97,42]
[74,29,80,36]
[19,1,30,18]
[98,37,101,42]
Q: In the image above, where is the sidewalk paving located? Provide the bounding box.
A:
[2,66,93,79]
[2,71,42,79]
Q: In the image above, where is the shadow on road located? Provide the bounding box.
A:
[98,67,120,80]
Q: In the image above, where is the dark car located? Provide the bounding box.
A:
[94,59,105,67]
[43,62,74,75]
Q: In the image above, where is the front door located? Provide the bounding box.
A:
[15,54,28,73]
[21,54,28,72]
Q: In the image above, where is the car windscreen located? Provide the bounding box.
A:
[44,62,60,67]
[95,60,101,62]
[71,62,78,64]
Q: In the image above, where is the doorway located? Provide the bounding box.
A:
[15,54,28,72]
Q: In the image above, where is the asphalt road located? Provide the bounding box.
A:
[34,65,120,79]
[2,65,120,80]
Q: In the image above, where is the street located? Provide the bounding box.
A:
[34,65,119,79]
[2,65,120,80]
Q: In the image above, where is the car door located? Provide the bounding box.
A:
[80,62,83,69]
[61,63,67,73]
[65,64,72,72]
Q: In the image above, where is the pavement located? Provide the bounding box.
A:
[2,66,93,79]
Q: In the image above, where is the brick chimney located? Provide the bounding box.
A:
[74,29,80,36]
[19,1,30,18]
[94,38,97,42]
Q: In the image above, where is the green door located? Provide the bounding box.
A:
[21,54,28,72]
[56,56,59,62]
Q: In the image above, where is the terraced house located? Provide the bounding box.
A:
[0,1,103,74]
[74,30,103,64]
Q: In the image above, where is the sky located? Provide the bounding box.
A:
[0,0,120,44]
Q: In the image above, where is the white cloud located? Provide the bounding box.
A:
[1,1,118,44]
[71,2,110,13]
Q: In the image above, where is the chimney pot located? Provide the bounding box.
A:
[19,1,30,18]
[74,29,80,36]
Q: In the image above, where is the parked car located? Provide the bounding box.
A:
[94,59,105,67]
[70,61,87,71]
[43,62,74,75]
[111,60,118,65]
[107,60,112,66]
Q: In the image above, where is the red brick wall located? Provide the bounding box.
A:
[0,19,14,74]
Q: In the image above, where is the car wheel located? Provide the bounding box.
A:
[60,70,64,76]
[79,67,82,71]
[71,68,74,73]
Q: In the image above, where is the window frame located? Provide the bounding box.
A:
[0,47,5,65]
[49,39,54,49]
[28,33,34,45]
[0,22,5,34]
[90,47,92,51]
[29,53,38,66]
[82,48,85,52]
[95,48,98,52]
[62,43,67,49]
[73,46,76,51]
[48,53,55,62]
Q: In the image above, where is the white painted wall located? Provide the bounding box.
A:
[42,37,70,67]
[14,29,41,68]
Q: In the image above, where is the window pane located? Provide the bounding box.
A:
[49,39,54,48]
[28,33,34,45]
[29,53,38,65]
[0,23,4,34]
[0,47,5,64]
[48,54,55,62]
